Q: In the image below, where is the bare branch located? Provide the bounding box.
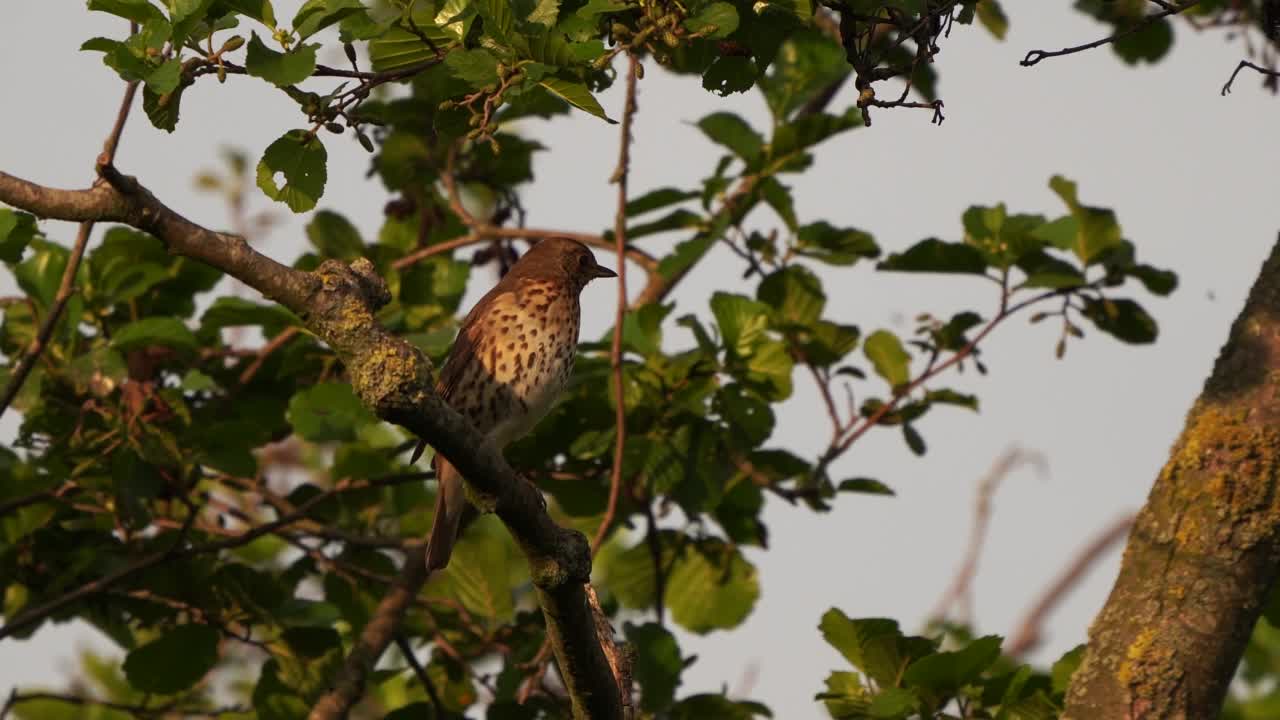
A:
[1005,513,1135,657]
[1022,1,1201,67]
[1221,59,1280,95]
[593,53,640,555]
[928,448,1048,623]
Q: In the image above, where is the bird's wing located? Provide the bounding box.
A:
[435,283,514,403]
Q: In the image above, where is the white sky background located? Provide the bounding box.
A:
[2,1,1278,716]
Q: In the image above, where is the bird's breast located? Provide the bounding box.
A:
[479,285,580,448]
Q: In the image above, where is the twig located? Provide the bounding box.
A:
[308,545,430,720]
[1004,513,1136,657]
[0,78,139,418]
[927,448,1048,622]
[0,476,387,640]
[237,326,301,385]
[1021,1,1201,67]
[1221,59,1280,95]
[642,497,667,624]
[394,633,447,714]
[593,53,639,555]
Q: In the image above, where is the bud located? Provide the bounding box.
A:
[325,122,345,134]
[220,35,245,53]
[356,129,374,153]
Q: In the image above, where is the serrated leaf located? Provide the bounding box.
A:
[245,32,317,86]
[796,222,879,266]
[684,1,739,38]
[666,541,760,634]
[306,209,364,259]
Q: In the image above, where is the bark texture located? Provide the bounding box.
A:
[1064,238,1280,719]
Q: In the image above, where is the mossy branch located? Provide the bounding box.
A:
[1064,236,1280,718]
[0,167,624,720]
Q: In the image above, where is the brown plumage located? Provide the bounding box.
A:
[412,238,617,571]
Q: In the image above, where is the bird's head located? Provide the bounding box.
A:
[519,237,617,290]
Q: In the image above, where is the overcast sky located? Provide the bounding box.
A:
[2,2,1278,716]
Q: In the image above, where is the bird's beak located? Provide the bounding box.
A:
[591,264,618,279]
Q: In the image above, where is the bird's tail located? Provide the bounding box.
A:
[425,456,466,572]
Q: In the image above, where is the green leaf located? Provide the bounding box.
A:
[122,624,220,694]
[112,317,200,356]
[710,292,771,356]
[671,694,773,719]
[902,635,1002,696]
[1081,297,1157,343]
[758,265,825,325]
[1051,644,1086,694]
[14,239,68,309]
[445,48,500,89]
[143,81,188,132]
[666,541,760,634]
[626,187,698,216]
[293,0,364,40]
[89,0,166,23]
[697,112,764,162]
[215,0,277,26]
[306,209,364,259]
[838,478,894,496]
[445,517,517,622]
[795,222,879,266]
[626,622,686,711]
[200,296,300,334]
[819,610,936,688]
[256,130,327,212]
[474,0,515,39]
[245,32,318,86]
[702,55,757,96]
[0,210,39,263]
[1129,264,1178,296]
[1113,17,1173,65]
[287,382,375,442]
[1016,248,1086,289]
[817,671,870,717]
[880,239,988,275]
[538,78,615,122]
[976,0,1009,39]
[863,330,910,387]
[1046,175,1122,264]
[685,2,739,39]
[145,58,182,94]
[716,384,775,446]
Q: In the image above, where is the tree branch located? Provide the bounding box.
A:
[593,53,640,554]
[1221,59,1280,95]
[1064,236,1280,718]
[0,77,139,417]
[0,167,623,719]
[1022,1,1201,67]
[1005,513,1135,658]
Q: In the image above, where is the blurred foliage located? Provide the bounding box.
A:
[7,0,1274,717]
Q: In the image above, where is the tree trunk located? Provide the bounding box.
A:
[1064,237,1280,719]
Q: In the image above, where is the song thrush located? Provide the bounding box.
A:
[411,238,617,571]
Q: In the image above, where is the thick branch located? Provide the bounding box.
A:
[1064,236,1280,718]
[0,170,622,719]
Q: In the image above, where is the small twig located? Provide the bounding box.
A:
[0,77,139,418]
[394,633,448,714]
[1022,1,1201,67]
[1221,59,1280,95]
[642,497,667,624]
[593,54,639,555]
[927,448,1048,622]
[1004,513,1136,657]
[237,326,301,385]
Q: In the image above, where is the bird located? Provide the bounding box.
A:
[410,237,617,571]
